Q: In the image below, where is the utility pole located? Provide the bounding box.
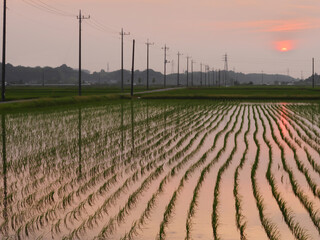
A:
[77,10,90,96]
[208,66,211,86]
[146,39,154,90]
[131,40,135,97]
[120,28,130,92]
[186,56,190,87]
[312,58,315,88]
[218,69,221,87]
[191,59,195,87]
[42,69,45,87]
[200,63,203,86]
[212,68,215,86]
[204,65,207,87]
[261,70,264,85]
[177,52,183,87]
[162,45,169,88]
[1,0,6,101]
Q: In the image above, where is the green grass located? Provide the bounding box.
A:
[137,86,320,100]
[4,86,158,100]
[1,86,320,112]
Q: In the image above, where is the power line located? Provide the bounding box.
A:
[32,0,75,16]
[21,0,75,17]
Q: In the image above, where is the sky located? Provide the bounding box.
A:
[2,0,320,78]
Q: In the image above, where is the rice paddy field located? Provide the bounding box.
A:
[0,100,320,240]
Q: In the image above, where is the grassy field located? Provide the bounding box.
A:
[136,86,320,100]
[0,86,319,112]
[3,86,320,101]
[3,86,157,100]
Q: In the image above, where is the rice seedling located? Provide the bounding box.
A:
[251,106,280,240]
[233,106,251,239]
[3,101,320,239]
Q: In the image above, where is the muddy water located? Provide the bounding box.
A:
[0,101,320,240]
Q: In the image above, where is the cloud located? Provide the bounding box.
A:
[209,19,320,33]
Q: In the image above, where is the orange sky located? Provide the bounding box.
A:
[2,0,320,77]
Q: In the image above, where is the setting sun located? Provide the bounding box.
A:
[274,40,295,52]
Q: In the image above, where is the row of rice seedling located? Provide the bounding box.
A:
[17,104,212,238]
[210,106,247,240]
[59,102,228,238]
[270,107,320,177]
[182,105,242,239]
[2,101,195,236]
[233,106,251,239]
[261,105,320,237]
[120,104,235,240]
[267,106,320,198]
[273,105,320,149]
[2,101,319,239]
[258,106,309,240]
[287,104,320,129]
[284,105,320,140]
[87,104,233,238]
[157,106,242,240]
[265,106,320,205]
[251,106,280,240]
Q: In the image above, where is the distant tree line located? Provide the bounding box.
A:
[1,63,314,87]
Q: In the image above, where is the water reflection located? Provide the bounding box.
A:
[131,100,135,156]
[78,108,82,178]
[121,101,124,153]
[1,114,8,237]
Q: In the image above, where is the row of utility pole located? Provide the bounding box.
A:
[1,4,319,101]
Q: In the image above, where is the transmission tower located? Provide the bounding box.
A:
[162,45,169,88]
[224,53,228,86]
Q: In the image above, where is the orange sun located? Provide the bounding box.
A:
[274,40,295,52]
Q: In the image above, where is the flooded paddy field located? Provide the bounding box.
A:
[0,100,320,240]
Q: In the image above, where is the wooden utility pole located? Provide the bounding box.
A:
[42,69,45,87]
[162,45,169,88]
[177,52,183,87]
[191,59,195,87]
[186,56,190,87]
[146,39,154,90]
[120,28,130,92]
[131,40,135,97]
[212,68,215,86]
[1,0,6,101]
[312,58,315,88]
[200,63,203,86]
[77,10,90,96]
